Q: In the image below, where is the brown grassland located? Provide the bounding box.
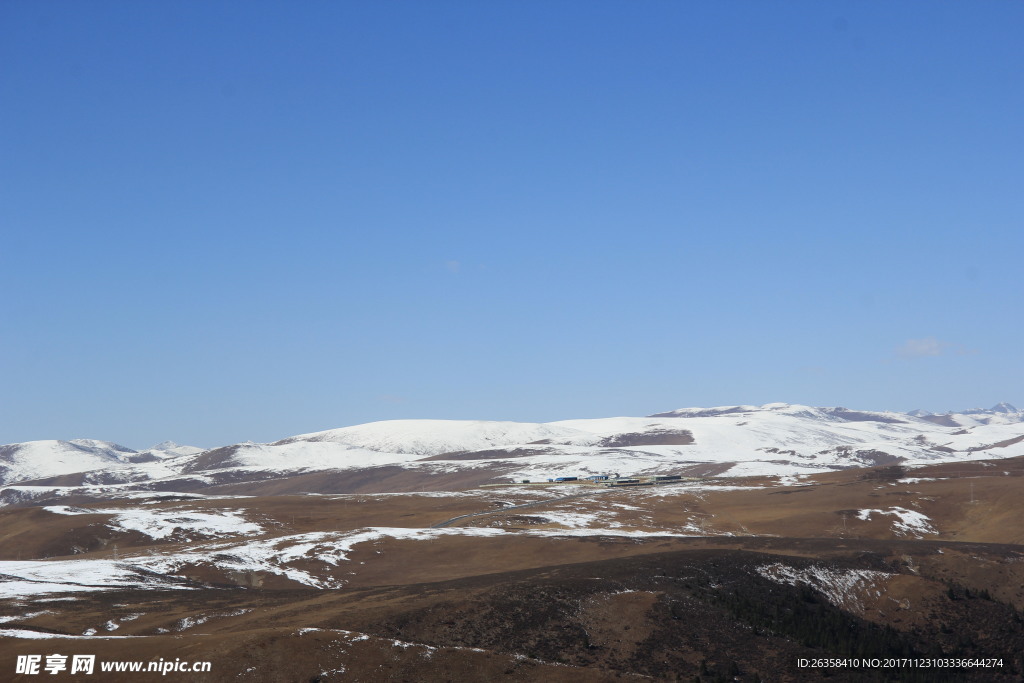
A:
[2,457,1023,681]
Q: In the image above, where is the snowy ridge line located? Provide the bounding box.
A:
[2,402,1021,488]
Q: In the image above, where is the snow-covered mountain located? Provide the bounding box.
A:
[0,439,138,485]
[0,439,207,489]
[276,420,595,455]
[1,403,1022,495]
[908,403,1024,427]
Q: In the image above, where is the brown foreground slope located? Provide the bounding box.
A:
[2,458,1023,681]
[4,540,1024,682]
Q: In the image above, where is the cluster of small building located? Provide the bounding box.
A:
[523,474,684,487]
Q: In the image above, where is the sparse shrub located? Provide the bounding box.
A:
[860,465,906,481]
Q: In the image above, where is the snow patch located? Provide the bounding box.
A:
[0,559,196,597]
[44,506,263,539]
[855,508,937,537]
[756,562,890,612]
[0,629,140,639]
[0,610,52,624]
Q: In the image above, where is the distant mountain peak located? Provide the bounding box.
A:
[960,403,1020,416]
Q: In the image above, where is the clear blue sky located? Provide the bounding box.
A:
[2,1,1021,449]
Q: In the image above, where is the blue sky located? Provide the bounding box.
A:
[2,1,1021,448]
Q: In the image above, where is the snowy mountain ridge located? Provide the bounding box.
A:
[1,403,1022,493]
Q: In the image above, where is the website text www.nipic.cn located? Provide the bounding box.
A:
[16,654,212,676]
